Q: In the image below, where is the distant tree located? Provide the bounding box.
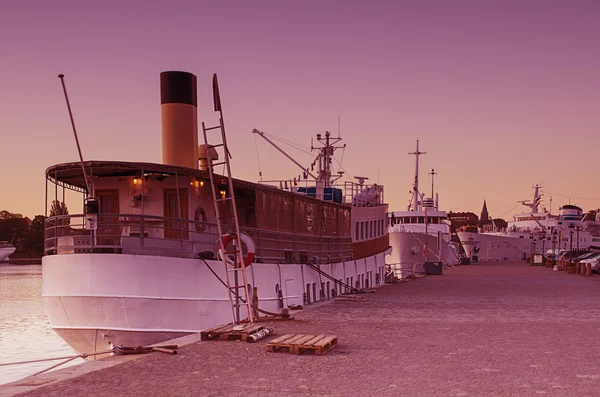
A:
[492,218,508,229]
[0,210,29,247]
[25,215,46,256]
[49,200,70,226]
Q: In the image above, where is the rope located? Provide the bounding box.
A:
[305,262,363,294]
[1,344,178,377]
[201,259,288,318]
[334,295,369,302]
[253,133,263,181]
[263,132,312,154]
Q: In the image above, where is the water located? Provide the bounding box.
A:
[0,264,84,385]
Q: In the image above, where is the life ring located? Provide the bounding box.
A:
[194,207,208,232]
[219,232,256,267]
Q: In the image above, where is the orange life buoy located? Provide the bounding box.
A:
[194,207,208,232]
[219,232,256,267]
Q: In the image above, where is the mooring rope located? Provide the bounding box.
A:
[0,345,178,378]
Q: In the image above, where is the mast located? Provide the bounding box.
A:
[429,168,437,198]
[409,140,426,211]
[312,131,344,187]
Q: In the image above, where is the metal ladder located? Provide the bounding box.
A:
[200,73,254,325]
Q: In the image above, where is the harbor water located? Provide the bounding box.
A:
[0,264,84,385]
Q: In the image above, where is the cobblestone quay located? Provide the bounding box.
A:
[13,262,600,396]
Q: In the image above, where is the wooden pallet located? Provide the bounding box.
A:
[266,334,338,355]
[200,324,268,341]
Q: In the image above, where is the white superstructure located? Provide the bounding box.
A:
[385,140,460,278]
[457,185,593,262]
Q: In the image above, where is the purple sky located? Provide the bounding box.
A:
[1,0,600,219]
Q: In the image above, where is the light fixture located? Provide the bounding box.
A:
[220,190,227,199]
[190,179,205,188]
[133,177,141,185]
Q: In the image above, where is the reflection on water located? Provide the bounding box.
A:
[0,264,84,385]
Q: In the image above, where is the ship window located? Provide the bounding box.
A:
[418,217,424,224]
[370,221,374,238]
[355,222,359,240]
[360,222,364,240]
[404,217,410,224]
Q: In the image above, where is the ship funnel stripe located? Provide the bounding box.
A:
[160,71,197,106]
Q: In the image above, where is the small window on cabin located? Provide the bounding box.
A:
[355,222,359,240]
[370,221,373,238]
[361,222,364,240]
[418,217,424,224]
[404,217,410,224]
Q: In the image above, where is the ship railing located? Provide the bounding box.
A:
[44,214,353,264]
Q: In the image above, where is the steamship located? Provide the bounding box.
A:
[386,141,460,277]
[42,71,390,354]
[457,185,593,262]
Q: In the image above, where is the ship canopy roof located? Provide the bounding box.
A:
[45,160,274,194]
[44,160,352,205]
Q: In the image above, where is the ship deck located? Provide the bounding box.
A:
[6,261,600,396]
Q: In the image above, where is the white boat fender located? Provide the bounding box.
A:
[219,232,256,267]
[247,327,273,343]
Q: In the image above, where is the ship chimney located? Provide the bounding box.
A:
[160,71,198,168]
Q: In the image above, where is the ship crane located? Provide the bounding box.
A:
[252,129,345,188]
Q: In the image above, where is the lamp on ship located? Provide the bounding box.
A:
[84,197,98,231]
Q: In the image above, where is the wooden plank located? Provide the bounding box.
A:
[303,334,327,346]
[288,335,317,346]
[313,335,338,348]
[237,324,263,334]
[279,334,307,346]
[267,334,295,345]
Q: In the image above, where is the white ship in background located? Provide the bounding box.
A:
[386,140,460,277]
[0,241,16,261]
[457,185,595,262]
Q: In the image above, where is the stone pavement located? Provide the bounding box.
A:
[10,262,600,396]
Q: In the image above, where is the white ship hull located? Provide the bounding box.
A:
[386,231,460,277]
[0,247,16,261]
[457,230,592,262]
[457,232,530,262]
[43,252,386,355]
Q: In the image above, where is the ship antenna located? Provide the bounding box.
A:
[58,74,92,195]
[409,140,426,211]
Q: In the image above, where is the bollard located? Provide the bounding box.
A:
[586,263,592,277]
